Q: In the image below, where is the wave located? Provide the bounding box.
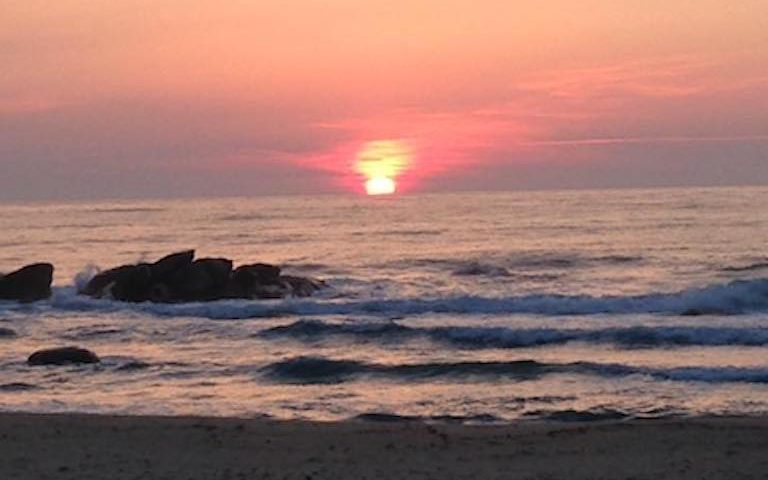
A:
[259,320,768,348]
[524,409,630,422]
[260,356,768,385]
[89,207,166,214]
[0,327,17,338]
[3,276,767,319]
[218,213,273,222]
[382,253,643,276]
[280,262,333,273]
[353,408,679,423]
[260,357,566,384]
[60,326,126,341]
[0,382,39,392]
[451,262,513,277]
[373,229,445,237]
[353,412,502,424]
[722,261,768,272]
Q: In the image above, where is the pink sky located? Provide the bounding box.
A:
[2,1,767,200]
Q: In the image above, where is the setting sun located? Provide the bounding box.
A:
[365,176,396,195]
[355,140,412,195]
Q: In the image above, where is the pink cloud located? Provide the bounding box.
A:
[301,108,535,193]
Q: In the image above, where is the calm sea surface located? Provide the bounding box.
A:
[1,187,767,422]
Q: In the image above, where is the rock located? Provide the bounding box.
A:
[0,263,54,302]
[249,282,289,299]
[228,274,323,299]
[110,264,153,302]
[148,282,172,303]
[167,258,233,301]
[228,263,283,298]
[195,258,234,287]
[234,263,281,285]
[27,347,100,366]
[80,265,134,297]
[81,251,195,299]
[150,250,195,281]
[78,251,324,302]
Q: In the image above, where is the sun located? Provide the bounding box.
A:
[365,176,396,195]
[355,140,411,196]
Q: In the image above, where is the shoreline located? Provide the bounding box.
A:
[1,412,767,479]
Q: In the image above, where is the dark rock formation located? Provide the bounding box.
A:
[226,265,323,299]
[150,250,195,282]
[80,250,324,303]
[235,263,282,284]
[79,265,135,297]
[165,258,233,301]
[229,263,282,299]
[0,263,54,302]
[27,346,100,366]
[110,264,153,302]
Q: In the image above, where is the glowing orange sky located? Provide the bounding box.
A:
[1,1,767,199]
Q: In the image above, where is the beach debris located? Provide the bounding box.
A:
[27,346,101,366]
[0,263,54,302]
[79,250,324,302]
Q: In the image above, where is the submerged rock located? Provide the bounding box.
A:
[27,346,100,366]
[0,263,54,302]
[80,250,324,303]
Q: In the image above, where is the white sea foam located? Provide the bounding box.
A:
[42,276,768,319]
[73,264,101,292]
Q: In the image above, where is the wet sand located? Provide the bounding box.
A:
[1,413,766,479]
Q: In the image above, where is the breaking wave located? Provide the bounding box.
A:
[24,276,768,319]
[260,319,768,348]
[260,356,768,385]
[722,261,768,272]
[383,253,643,275]
[260,357,573,384]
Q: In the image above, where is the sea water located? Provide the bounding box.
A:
[1,187,767,421]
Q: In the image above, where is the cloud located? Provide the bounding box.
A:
[513,57,717,99]
[1,0,767,200]
[300,107,536,192]
[292,54,768,192]
[523,134,768,147]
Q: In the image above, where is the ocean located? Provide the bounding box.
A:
[1,186,767,422]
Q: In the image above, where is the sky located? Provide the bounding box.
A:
[1,0,767,200]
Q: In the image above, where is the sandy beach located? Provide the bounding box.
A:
[0,413,766,479]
